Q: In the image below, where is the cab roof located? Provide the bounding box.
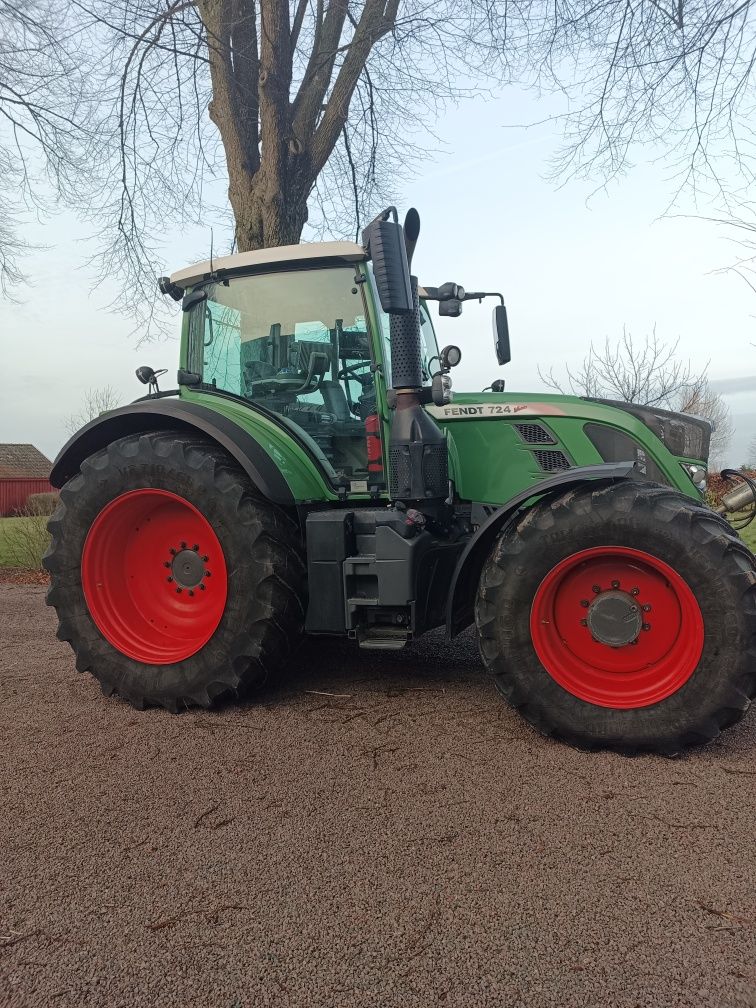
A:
[169,240,366,290]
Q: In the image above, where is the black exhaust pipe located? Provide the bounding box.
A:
[387,210,449,511]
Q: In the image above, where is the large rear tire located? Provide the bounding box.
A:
[44,431,306,711]
[475,481,756,753]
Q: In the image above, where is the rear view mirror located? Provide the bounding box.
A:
[493,304,511,365]
[362,209,413,315]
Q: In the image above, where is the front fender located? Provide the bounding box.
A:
[446,462,636,636]
[50,398,294,507]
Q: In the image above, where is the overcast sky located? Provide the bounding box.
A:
[2,87,754,465]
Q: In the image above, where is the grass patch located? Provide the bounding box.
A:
[0,515,51,570]
[738,518,756,553]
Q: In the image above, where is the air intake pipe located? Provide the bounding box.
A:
[388,211,449,509]
[362,207,449,511]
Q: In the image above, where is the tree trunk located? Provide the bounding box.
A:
[230,163,311,251]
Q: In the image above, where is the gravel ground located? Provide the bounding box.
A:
[1,585,754,1008]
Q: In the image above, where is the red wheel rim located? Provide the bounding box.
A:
[81,489,227,664]
[530,546,704,709]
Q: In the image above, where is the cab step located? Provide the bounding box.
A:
[357,627,410,650]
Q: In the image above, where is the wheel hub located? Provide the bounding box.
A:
[586,589,642,647]
[171,548,206,588]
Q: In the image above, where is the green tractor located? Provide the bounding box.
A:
[45,208,756,753]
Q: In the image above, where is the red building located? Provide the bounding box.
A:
[0,444,54,517]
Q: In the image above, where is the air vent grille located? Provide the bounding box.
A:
[533,449,570,472]
[515,423,555,444]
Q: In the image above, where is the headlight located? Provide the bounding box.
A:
[682,463,707,492]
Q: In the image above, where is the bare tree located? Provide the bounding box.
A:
[716,212,756,296]
[539,328,708,407]
[749,434,756,467]
[65,386,122,435]
[492,0,756,208]
[540,327,735,463]
[0,1,88,293]
[64,0,506,328]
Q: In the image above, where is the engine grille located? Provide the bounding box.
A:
[515,423,556,444]
[533,449,571,472]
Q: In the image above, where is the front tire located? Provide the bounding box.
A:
[44,431,306,711]
[475,481,756,753]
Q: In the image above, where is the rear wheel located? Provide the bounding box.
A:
[44,431,306,710]
[475,481,756,753]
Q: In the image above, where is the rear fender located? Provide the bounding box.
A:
[50,399,294,507]
[446,462,635,636]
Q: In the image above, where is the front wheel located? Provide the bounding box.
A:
[475,481,756,754]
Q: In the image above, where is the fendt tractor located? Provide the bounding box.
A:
[45,208,756,753]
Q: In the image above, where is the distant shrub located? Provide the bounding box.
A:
[25,492,59,516]
[5,504,52,570]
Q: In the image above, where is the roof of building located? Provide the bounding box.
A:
[0,444,52,480]
[169,241,367,290]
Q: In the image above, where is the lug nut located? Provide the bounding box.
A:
[180,541,187,549]
[580,618,588,627]
[631,587,640,595]
[592,585,601,594]
[199,584,206,591]
[167,576,173,583]
[642,623,651,631]
[611,580,620,589]
[192,544,199,551]
[169,548,177,555]
[176,587,182,594]
[204,571,211,578]
[189,590,194,597]
[163,561,171,568]
[580,599,590,608]
[642,604,652,612]
[202,555,208,562]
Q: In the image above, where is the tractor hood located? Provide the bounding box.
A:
[424,392,706,507]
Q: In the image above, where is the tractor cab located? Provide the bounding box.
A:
[165,237,443,496]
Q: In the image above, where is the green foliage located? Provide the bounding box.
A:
[0,510,51,571]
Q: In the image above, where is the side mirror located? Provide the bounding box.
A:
[493,305,511,365]
[362,209,413,314]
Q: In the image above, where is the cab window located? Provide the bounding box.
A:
[195,267,381,488]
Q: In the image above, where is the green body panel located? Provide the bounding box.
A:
[432,392,699,504]
[180,388,339,503]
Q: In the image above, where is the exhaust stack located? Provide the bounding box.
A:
[391,211,448,510]
[362,207,448,512]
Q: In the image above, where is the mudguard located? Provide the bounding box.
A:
[50,398,295,507]
[446,462,636,636]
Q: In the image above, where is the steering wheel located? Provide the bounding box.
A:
[337,360,373,387]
